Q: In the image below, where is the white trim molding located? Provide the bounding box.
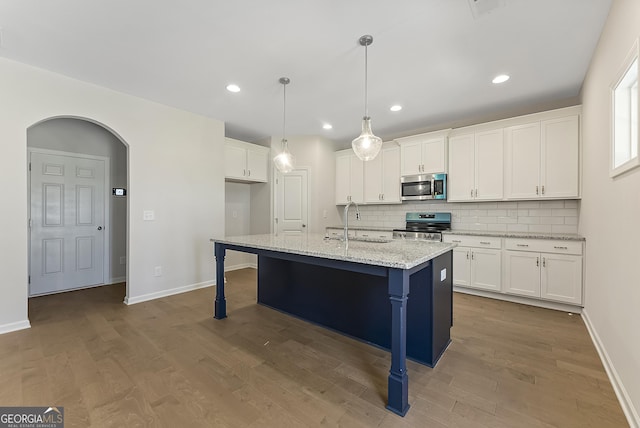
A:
[0,319,31,335]
[124,280,214,305]
[225,263,257,272]
[582,308,640,428]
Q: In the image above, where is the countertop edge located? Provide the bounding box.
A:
[442,230,585,241]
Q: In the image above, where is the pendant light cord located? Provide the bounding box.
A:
[364,43,368,119]
[282,81,287,147]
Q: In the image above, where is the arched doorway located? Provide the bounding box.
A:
[27,116,129,300]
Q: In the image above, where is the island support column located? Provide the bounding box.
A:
[386,267,410,416]
[214,243,227,319]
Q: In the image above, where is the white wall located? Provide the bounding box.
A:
[27,118,128,282]
[268,135,341,233]
[580,0,640,425]
[225,182,256,269]
[0,57,225,332]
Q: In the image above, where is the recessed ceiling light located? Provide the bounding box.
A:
[323,123,333,130]
[226,84,241,93]
[390,105,403,112]
[492,74,510,84]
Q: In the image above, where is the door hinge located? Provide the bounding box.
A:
[28,275,31,284]
[28,218,31,228]
[28,162,31,171]
[275,218,278,224]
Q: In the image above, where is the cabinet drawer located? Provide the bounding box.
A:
[443,235,502,249]
[356,230,393,240]
[505,238,582,255]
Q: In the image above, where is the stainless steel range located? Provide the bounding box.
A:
[393,212,451,242]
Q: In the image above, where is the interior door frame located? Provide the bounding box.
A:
[27,147,111,292]
[273,166,310,235]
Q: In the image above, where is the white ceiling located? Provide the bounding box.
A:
[0,0,611,149]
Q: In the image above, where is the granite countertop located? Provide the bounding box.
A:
[442,230,585,241]
[326,225,395,232]
[212,233,455,270]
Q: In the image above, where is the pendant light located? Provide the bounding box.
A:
[273,77,295,173]
[352,35,382,161]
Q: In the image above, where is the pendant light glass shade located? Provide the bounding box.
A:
[274,77,295,173]
[352,117,383,161]
[273,139,294,173]
[352,35,382,161]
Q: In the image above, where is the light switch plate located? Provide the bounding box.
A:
[440,268,447,282]
[143,210,155,221]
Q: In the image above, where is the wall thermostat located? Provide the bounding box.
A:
[112,188,127,196]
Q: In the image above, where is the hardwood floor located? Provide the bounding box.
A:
[1,268,627,427]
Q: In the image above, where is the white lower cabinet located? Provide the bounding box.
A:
[443,235,501,292]
[503,238,583,305]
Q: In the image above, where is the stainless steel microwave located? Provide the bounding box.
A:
[400,173,447,201]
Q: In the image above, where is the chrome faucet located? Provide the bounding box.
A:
[343,201,361,242]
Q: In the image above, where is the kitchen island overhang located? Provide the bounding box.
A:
[211,234,455,417]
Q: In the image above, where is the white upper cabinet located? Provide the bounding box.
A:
[505,114,580,199]
[364,144,401,204]
[224,138,269,183]
[335,150,364,205]
[396,130,450,175]
[541,116,580,199]
[448,129,503,202]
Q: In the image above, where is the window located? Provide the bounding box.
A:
[611,38,640,177]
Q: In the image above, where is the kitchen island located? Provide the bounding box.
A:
[211,233,455,416]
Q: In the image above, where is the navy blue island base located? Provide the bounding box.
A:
[213,240,453,417]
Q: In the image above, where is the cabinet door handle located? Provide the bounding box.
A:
[475,189,478,197]
[466,251,469,260]
[517,244,529,247]
[248,169,251,176]
[479,241,490,245]
[452,239,462,243]
[542,257,546,267]
[471,189,474,197]
[536,185,539,195]
[361,234,369,237]
[243,169,246,176]
[553,246,568,250]
[471,252,475,260]
[542,185,545,195]
[536,257,539,267]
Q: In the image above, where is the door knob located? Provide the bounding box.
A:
[302,224,306,228]
[97,226,103,230]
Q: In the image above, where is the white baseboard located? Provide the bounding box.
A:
[224,263,257,272]
[124,280,215,305]
[0,319,31,335]
[582,308,639,428]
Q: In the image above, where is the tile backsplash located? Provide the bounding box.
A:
[340,200,580,234]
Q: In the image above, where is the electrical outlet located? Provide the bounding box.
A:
[120,256,126,265]
[154,266,162,276]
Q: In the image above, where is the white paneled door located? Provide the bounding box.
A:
[276,169,308,235]
[29,151,106,296]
